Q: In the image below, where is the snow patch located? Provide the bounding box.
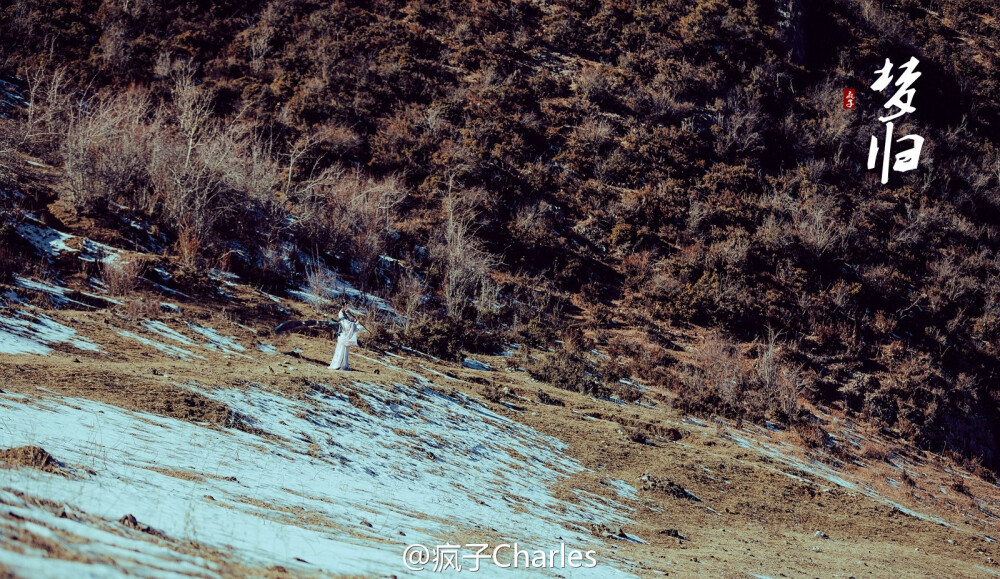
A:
[286,288,329,305]
[292,264,399,318]
[2,290,26,305]
[14,222,122,263]
[0,382,639,578]
[15,222,76,258]
[14,277,120,308]
[115,329,205,361]
[726,431,952,526]
[603,479,639,501]
[184,323,249,358]
[142,320,197,346]
[0,312,100,355]
[462,358,493,371]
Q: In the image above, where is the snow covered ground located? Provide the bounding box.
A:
[0,374,640,577]
[15,221,122,263]
[0,311,100,355]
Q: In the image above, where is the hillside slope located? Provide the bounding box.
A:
[1,212,1000,577]
[3,1,1000,576]
[3,0,1000,471]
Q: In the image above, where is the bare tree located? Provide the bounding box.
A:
[18,65,71,156]
[680,331,746,410]
[0,121,14,185]
[347,172,407,290]
[793,193,851,257]
[433,179,498,320]
[754,328,804,419]
[120,0,156,17]
[292,165,408,291]
[712,86,764,158]
[755,327,782,395]
[776,365,803,419]
[144,69,239,241]
[61,89,152,213]
[282,133,322,198]
[99,14,131,73]
[172,70,213,171]
[248,24,273,74]
[393,269,428,333]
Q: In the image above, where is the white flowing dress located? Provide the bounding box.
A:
[329,312,358,371]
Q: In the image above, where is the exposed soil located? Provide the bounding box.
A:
[2,277,1000,577]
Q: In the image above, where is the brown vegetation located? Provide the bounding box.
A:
[2,0,1000,471]
[0,446,64,474]
[101,259,145,297]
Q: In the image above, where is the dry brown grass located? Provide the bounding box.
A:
[346,390,376,416]
[120,297,160,320]
[860,440,893,463]
[0,359,263,435]
[481,381,505,402]
[0,446,65,474]
[101,258,145,297]
[173,226,202,270]
[145,467,206,483]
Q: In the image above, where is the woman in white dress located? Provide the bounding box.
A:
[329,303,358,371]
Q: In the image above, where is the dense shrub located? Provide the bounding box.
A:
[0,210,27,283]
[528,344,602,396]
[402,315,459,361]
[2,0,1000,470]
[101,259,146,297]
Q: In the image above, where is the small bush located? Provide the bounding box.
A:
[610,383,643,404]
[536,390,565,406]
[120,297,160,320]
[949,475,971,496]
[634,342,672,382]
[794,423,830,449]
[481,382,505,403]
[356,311,393,350]
[518,316,552,348]
[601,356,627,385]
[101,259,145,297]
[0,247,20,283]
[973,463,997,485]
[662,427,684,441]
[173,226,203,271]
[860,442,892,463]
[900,469,917,487]
[528,345,602,395]
[0,205,28,282]
[170,262,216,296]
[458,321,506,355]
[626,426,650,444]
[403,315,459,360]
[673,331,748,417]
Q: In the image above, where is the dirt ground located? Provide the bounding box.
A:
[2,278,1000,578]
